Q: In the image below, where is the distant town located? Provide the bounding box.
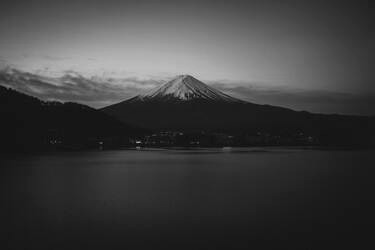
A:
[128,131,316,148]
[44,130,317,150]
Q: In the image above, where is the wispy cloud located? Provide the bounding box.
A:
[41,55,74,61]
[0,68,161,108]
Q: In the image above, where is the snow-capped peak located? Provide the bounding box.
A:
[134,74,243,103]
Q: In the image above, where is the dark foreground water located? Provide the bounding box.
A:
[1,148,374,249]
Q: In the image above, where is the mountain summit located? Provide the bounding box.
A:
[129,75,243,103]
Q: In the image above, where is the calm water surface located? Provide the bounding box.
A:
[1,148,373,249]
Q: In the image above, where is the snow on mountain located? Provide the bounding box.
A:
[133,75,244,103]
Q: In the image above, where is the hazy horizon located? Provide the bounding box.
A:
[0,0,373,115]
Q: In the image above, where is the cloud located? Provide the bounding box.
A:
[0,68,161,108]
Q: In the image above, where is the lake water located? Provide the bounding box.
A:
[1,148,373,249]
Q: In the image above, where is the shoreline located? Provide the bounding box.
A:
[2,145,374,157]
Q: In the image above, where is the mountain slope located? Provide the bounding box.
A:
[102,75,375,147]
[0,85,145,151]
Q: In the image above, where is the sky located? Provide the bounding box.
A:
[0,0,374,114]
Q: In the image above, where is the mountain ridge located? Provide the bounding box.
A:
[0,85,145,151]
[102,75,375,147]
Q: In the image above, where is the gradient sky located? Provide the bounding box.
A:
[0,0,373,113]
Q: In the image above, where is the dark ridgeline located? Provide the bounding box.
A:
[0,85,145,152]
[102,75,375,147]
[1,74,374,151]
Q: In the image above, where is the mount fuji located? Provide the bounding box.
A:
[128,74,244,103]
[102,75,374,146]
